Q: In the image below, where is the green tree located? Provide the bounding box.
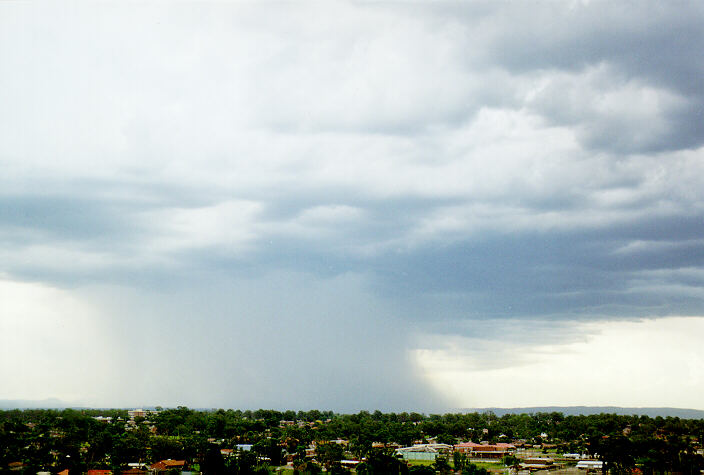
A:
[253,437,283,466]
[315,442,344,470]
[409,465,435,474]
[432,455,453,474]
[453,451,468,471]
[502,454,521,475]
[200,444,225,474]
[462,462,489,475]
[356,451,408,474]
[293,459,322,475]
[592,435,634,475]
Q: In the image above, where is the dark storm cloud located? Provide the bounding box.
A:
[372,228,704,322]
[479,3,704,93]
[0,195,132,242]
[440,1,704,153]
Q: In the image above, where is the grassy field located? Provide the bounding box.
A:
[273,459,509,473]
[407,459,506,471]
[407,459,435,465]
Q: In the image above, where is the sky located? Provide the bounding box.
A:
[1,1,704,412]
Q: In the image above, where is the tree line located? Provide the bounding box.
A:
[2,407,703,474]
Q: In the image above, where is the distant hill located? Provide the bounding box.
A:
[0,398,75,409]
[462,406,704,419]
[3,400,703,419]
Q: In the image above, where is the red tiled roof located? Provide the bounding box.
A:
[455,442,482,448]
[151,460,186,471]
[454,442,515,450]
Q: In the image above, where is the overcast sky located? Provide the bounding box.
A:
[1,1,704,411]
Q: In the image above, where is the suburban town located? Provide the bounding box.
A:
[4,0,704,474]
[2,407,703,474]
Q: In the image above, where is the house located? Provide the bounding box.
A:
[454,442,516,459]
[220,448,234,457]
[7,462,26,472]
[372,442,401,450]
[128,409,147,420]
[122,462,149,474]
[150,459,186,472]
[87,470,113,475]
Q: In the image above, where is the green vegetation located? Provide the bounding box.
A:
[1,407,703,473]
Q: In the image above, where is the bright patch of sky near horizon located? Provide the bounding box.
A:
[416,317,704,409]
[1,1,704,411]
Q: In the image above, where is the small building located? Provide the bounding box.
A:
[577,460,603,470]
[221,448,234,457]
[523,458,554,466]
[128,409,147,420]
[397,450,437,462]
[454,442,516,459]
[396,443,453,462]
[127,463,148,470]
[150,459,186,472]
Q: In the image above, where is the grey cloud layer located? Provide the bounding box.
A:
[1,1,703,409]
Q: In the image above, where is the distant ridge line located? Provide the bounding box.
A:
[2,400,703,419]
[462,406,704,418]
[0,398,70,409]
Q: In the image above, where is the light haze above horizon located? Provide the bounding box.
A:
[1,1,704,411]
